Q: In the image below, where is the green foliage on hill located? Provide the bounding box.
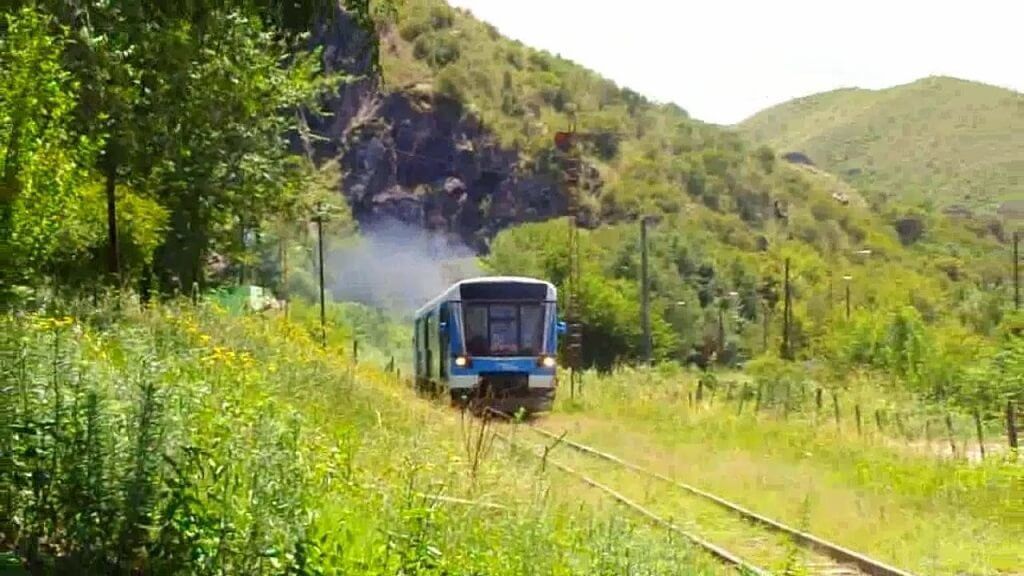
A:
[739,76,1024,213]
[375,1,1021,410]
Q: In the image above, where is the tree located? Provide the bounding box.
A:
[2,0,384,294]
[0,7,95,288]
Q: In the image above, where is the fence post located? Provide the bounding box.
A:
[737,385,748,416]
[895,412,907,441]
[855,404,862,436]
[945,414,957,458]
[353,339,359,364]
[755,382,764,413]
[1008,400,1019,451]
[832,391,841,431]
[973,408,985,461]
[696,379,704,405]
[875,409,883,434]
[783,381,791,420]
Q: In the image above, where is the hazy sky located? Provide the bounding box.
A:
[447,0,1023,125]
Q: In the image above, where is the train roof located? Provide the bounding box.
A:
[413,276,556,318]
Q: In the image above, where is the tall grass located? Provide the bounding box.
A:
[0,299,724,575]
[552,364,1024,574]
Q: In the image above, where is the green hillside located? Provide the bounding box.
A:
[739,76,1024,213]
[362,2,1011,371]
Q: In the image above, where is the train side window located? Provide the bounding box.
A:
[439,304,449,377]
[426,311,435,377]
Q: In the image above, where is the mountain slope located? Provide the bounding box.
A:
[298,1,1009,369]
[312,0,903,258]
[739,76,1024,214]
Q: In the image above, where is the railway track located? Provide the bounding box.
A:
[486,409,917,576]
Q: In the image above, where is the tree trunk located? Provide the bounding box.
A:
[105,155,120,285]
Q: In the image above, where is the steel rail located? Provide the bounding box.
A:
[491,428,770,576]
[498,413,917,576]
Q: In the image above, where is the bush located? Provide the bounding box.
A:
[413,32,461,68]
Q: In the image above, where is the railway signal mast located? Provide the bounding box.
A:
[554,124,583,398]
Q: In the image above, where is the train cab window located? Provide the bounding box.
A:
[489,305,518,355]
[463,302,547,357]
[519,304,545,355]
[464,305,489,356]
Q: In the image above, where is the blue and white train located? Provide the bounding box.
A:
[413,276,565,413]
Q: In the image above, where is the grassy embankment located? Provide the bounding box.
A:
[541,365,1024,575]
[0,298,725,575]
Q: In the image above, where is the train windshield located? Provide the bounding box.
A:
[462,302,550,357]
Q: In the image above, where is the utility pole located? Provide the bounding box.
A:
[104,155,120,286]
[781,258,791,360]
[315,202,327,348]
[1015,231,1020,311]
[280,235,290,320]
[641,216,652,365]
[555,122,584,398]
[762,301,769,353]
[845,278,851,320]
[238,217,247,286]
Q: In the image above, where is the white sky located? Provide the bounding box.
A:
[446,0,1024,125]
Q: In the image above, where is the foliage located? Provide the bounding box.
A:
[0,0,382,296]
[740,76,1024,214]
[382,1,1020,404]
[0,7,96,286]
[0,301,717,574]
[557,365,1024,575]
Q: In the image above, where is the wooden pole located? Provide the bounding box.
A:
[832,391,841,431]
[641,217,651,365]
[1008,400,1019,450]
[973,409,985,461]
[104,154,120,287]
[316,205,326,348]
[781,258,791,359]
[1015,232,1020,311]
[845,281,851,320]
[762,302,769,353]
[945,413,957,458]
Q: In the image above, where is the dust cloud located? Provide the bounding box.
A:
[324,219,483,316]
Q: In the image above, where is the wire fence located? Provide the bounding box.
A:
[693,375,1021,463]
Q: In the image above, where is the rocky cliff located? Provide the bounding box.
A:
[303,9,569,253]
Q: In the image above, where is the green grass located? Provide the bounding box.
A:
[739,76,1024,213]
[0,299,729,575]
[544,365,1024,575]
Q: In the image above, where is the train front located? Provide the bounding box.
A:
[447,278,562,413]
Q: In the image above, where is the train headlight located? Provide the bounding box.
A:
[454,356,469,367]
[539,355,556,368]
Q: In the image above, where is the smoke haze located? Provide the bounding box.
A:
[324,219,483,316]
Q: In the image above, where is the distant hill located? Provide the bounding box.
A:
[738,76,1024,215]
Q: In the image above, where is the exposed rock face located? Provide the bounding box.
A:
[302,10,567,253]
[782,151,814,166]
[894,216,925,245]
